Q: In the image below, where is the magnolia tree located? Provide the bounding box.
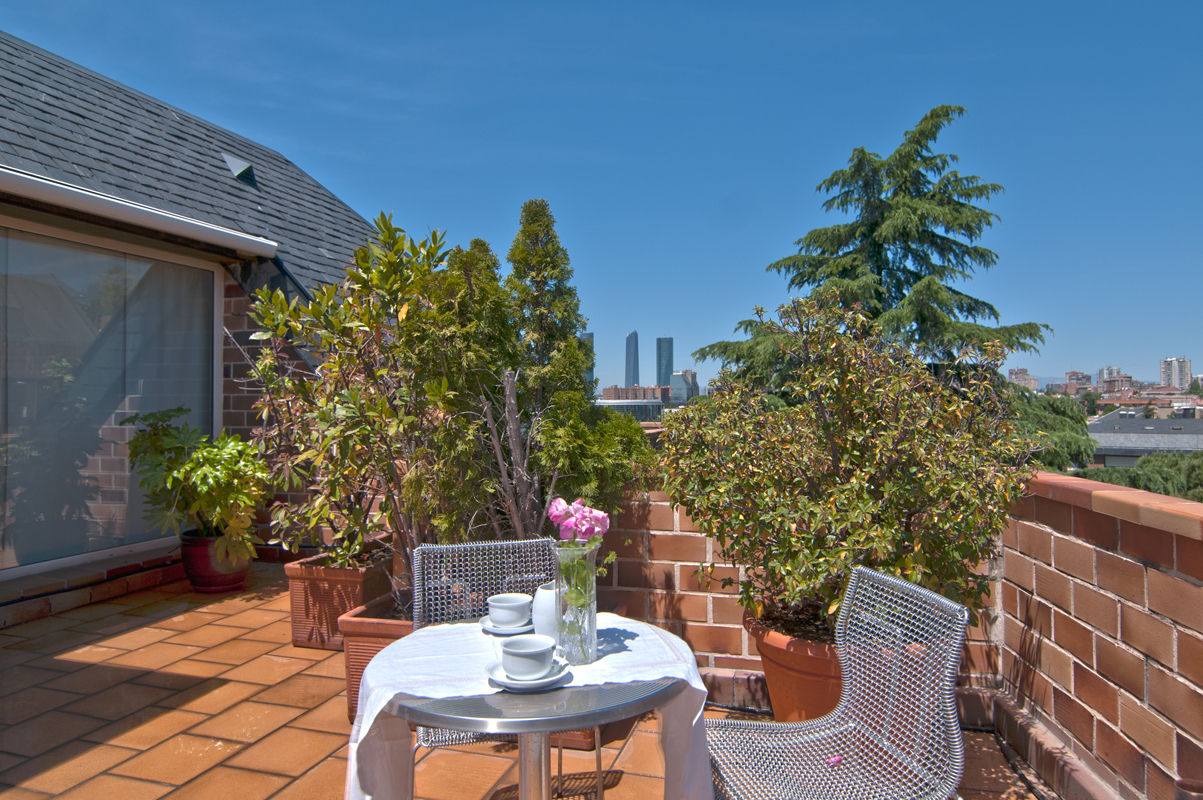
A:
[662,292,1034,641]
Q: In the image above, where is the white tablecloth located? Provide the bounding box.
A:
[345,612,711,800]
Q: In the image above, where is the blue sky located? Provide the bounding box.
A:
[2,2,1200,388]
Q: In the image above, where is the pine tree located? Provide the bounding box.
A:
[771,105,1046,359]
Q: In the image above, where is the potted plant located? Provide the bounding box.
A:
[662,294,1033,720]
[124,407,270,592]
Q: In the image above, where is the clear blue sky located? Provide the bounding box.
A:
[3,2,1200,388]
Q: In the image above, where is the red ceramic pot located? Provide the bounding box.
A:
[180,532,250,593]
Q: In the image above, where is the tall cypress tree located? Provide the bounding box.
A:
[505,199,587,405]
[771,105,1047,359]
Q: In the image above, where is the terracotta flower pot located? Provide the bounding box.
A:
[284,550,391,651]
[744,613,842,722]
[338,593,414,720]
[180,533,250,593]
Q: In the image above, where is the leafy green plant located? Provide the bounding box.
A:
[123,407,270,564]
[662,293,1033,641]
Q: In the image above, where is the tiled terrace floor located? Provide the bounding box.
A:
[0,564,1047,799]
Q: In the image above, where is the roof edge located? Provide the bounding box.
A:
[0,164,278,258]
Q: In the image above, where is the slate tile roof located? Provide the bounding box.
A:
[0,31,374,292]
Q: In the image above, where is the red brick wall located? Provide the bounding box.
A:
[1004,472,1203,797]
[221,277,265,438]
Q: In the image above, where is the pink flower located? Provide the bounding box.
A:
[547,497,610,542]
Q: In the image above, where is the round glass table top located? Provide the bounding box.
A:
[385,678,685,735]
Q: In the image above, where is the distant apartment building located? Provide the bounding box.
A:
[669,369,700,405]
[1160,357,1192,391]
[656,337,673,387]
[601,384,670,403]
[1098,365,1123,386]
[1066,370,1092,387]
[1102,373,1134,394]
[625,331,639,387]
[1007,368,1038,391]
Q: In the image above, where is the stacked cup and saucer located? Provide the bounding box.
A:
[482,593,571,693]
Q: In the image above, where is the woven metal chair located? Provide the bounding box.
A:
[707,566,970,800]
[408,538,607,797]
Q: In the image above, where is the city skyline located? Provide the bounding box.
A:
[1,4,1197,390]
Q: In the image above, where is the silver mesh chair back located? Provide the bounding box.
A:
[412,538,556,628]
[410,538,557,751]
[706,566,969,800]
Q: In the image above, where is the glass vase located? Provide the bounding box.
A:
[555,542,598,665]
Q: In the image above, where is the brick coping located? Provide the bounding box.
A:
[1029,471,1203,541]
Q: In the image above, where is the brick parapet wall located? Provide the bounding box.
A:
[1003,471,1203,798]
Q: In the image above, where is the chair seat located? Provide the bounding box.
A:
[706,717,951,800]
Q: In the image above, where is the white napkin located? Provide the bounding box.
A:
[345,613,712,800]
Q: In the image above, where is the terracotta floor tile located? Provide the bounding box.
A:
[187,638,278,665]
[23,653,92,673]
[151,658,231,680]
[190,595,269,616]
[414,748,515,800]
[289,696,353,735]
[233,620,292,644]
[103,642,203,670]
[610,731,664,778]
[581,771,663,800]
[64,615,146,637]
[267,643,336,661]
[0,786,51,799]
[268,756,352,800]
[152,611,227,634]
[0,710,105,757]
[224,726,344,776]
[160,624,244,648]
[0,665,65,697]
[250,674,345,708]
[257,594,293,612]
[64,682,176,720]
[0,650,36,671]
[0,686,82,725]
[105,590,181,608]
[0,616,77,639]
[0,753,24,772]
[43,664,143,694]
[300,653,347,679]
[155,679,262,715]
[108,734,243,785]
[0,741,137,794]
[158,765,289,800]
[188,701,303,742]
[50,774,169,798]
[55,644,130,665]
[218,609,288,629]
[4,631,102,656]
[56,602,134,623]
[218,654,310,684]
[94,627,177,651]
[82,708,207,750]
[121,601,200,621]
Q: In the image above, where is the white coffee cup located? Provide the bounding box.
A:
[500,633,557,680]
[487,593,532,629]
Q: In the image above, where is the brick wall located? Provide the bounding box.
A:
[601,491,1000,707]
[1003,472,1203,797]
[221,277,265,439]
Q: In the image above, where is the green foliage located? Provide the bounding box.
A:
[1189,380,1203,397]
[699,105,1047,373]
[1144,404,1157,419]
[1008,389,1096,471]
[123,408,269,564]
[1079,451,1203,503]
[663,292,1034,640]
[249,207,651,579]
[1081,391,1100,416]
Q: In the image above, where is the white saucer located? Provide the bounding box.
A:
[486,659,572,693]
[479,616,535,636]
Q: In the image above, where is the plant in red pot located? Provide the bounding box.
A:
[662,292,1033,721]
[124,407,270,593]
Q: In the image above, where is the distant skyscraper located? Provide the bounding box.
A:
[669,369,700,405]
[656,337,673,387]
[1098,366,1122,386]
[625,330,639,387]
[581,332,594,390]
[1161,357,1192,391]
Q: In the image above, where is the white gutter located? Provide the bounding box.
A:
[0,164,278,258]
